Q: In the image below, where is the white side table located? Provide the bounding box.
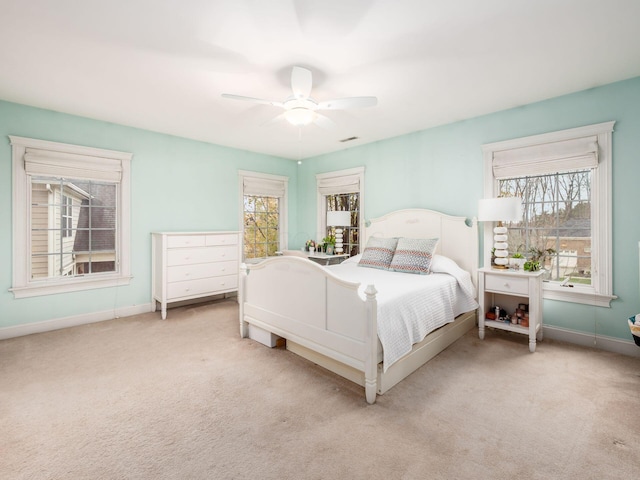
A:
[478,267,544,352]
[307,252,349,266]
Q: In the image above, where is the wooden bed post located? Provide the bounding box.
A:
[239,263,249,338]
[364,284,378,405]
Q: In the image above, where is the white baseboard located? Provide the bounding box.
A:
[543,325,640,358]
[0,303,153,340]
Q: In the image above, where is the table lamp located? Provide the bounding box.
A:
[326,211,351,254]
[478,197,522,268]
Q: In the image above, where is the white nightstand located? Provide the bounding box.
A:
[478,267,544,352]
[307,252,349,266]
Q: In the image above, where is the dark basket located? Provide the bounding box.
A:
[628,318,640,347]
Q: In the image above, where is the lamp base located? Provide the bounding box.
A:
[335,228,344,255]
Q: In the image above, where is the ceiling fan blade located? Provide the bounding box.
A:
[313,113,336,129]
[291,66,312,100]
[221,93,283,108]
[317,96,377,110]
[261,112,288,127]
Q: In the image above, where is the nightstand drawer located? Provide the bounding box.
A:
[485,274,529,295]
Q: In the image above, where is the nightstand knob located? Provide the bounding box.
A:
[503,282,509,288]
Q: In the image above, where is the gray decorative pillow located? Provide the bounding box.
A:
[358,237,398,270]
[389,237,439,274]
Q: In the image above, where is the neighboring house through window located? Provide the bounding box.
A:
[239,170,288,260]
[316,167,364,256]
[482,122,615,307]
[9,136,132,298]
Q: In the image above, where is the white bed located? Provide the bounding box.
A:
[238,209,479,404]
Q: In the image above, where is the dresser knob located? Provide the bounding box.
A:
[503,283,509,288]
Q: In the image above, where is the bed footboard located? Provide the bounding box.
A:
[239,257,379,404]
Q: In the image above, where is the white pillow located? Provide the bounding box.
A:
[358,237,398,270]
[389,237,439,274]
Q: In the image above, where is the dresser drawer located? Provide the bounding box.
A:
[166,274,238,300]
[206,234,238,246]
[167,235,206,248]
[167,245,238,266]
[485,274,529,296]
[167,261,237,283]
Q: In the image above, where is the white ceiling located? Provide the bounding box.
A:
[1,0,639,160]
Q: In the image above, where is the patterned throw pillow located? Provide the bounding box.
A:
[358,237,398,270]
[389,237,439,274]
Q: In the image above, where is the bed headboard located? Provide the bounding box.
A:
[363,208,478,286]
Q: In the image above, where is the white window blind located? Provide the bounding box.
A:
[242,175,286,197]
[492,136,598,179]
[24,147,124,182]
[317,173,360,195]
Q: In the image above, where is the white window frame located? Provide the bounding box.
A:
[316,167,365,253]
[482,122,616,307]
[9,136,132,299]
[238,170,288,260]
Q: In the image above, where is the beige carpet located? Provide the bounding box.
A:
[1,299,639,479]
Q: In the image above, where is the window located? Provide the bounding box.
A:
[317,167,364,256]
[325,193,360,256]
[482,122,615,307]
[10,136,132,298]
[239,171,288,260]
[61,194,73,238]
[243,195,280,258]
[500,171,592,283]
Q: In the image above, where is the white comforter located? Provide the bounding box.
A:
[327,255,478,371]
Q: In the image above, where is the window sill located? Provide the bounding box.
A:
[543,283,616,307]
[10,275,132,299]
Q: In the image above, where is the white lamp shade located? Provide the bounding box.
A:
[478,197,522,222]
[327,211,351,227]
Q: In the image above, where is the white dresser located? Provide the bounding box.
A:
[151,231,241,319]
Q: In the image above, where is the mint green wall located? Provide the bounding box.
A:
[299,76,640,342]
[0,100,298,328]
[2,77,639,342]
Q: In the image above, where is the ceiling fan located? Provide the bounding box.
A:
[221,66,377,127]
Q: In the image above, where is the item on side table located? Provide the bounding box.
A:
[305,239,316,252]
[628,315,640,347]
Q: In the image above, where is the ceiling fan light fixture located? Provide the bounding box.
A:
[284,107,316,126]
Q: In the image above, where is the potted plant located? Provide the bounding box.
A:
[509,252,526,270]
[524,247,556,272]
[322,234,336,255]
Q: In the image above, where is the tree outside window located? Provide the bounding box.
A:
[244,195,279,258]
[500,170,591,285]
